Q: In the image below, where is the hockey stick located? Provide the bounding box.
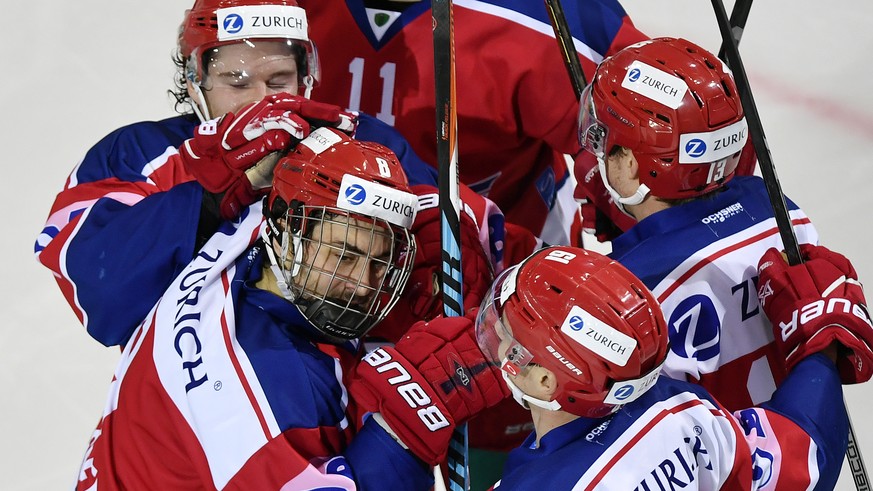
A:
[709,0,800,264]
[717,0,754,66]
[710,2,870,490]
[432,0,468,490]
[543,0,587,99]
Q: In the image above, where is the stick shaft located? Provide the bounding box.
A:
[433,1,468,489]
[543,0,587,99]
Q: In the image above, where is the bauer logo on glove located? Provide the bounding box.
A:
[757,244,873,384]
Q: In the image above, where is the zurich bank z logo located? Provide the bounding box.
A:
[667,295,720,362]
[628,68,641,82]
[345,184,367,205]
[685,139,707,158]
[568,315,585,331]
[223,14,244,33]
[613,384,635,401]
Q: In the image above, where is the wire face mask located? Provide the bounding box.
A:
[265,129,419,344]
[265,203,414,344]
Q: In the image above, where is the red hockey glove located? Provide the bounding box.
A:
[573,151,636,242]
[180,94,357,219]
[350,315,509,465]
[372,185,494,342]
[757,244,873,383]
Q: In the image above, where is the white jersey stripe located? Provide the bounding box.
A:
[454,0,602,64]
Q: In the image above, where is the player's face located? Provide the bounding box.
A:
[197,40,301,117]
[292,214,394,309]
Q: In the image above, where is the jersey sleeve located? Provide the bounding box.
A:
[220,419,433,491]
[34,118,202,346]
[733,354,848,490]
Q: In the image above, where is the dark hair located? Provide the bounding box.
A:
[169,48,192,115]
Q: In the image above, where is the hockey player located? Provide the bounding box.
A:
[473,244,872,490]
[298,0,650,246]
[36,2,530,484]
[576,37,832,410]
[34,0,498,350]
[74,130,508,490]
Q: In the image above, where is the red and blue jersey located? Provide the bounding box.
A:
[75,207,433,490]
[610,176,819,410]
[493,354,847,491]
[301,0,648,245]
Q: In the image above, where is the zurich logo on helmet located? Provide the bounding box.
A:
[345,185,367,205]
[568,315,585,331]
[685,139,707,158]
[628,68,641,82]
[224,14,244,34]
[613,384,635,401]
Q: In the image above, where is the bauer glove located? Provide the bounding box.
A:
[180,93,357,219]
[350,314,509,465]
[757,244,873,383]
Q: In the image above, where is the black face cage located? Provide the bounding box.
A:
[279,205,415,343]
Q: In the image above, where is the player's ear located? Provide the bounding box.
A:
[530,365,559,399]
[624,148,641,180]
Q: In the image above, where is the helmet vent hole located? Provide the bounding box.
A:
[691,91,704,108]
[721,80,733,98]
[549,285,563,294]
[703,58,716,70]
[655,113,671,124]
[313,172,341,191]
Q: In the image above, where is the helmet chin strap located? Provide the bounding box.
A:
[596,154,650,218]
[260,226,302,302]
[502,368,562,412]
[302,74,315,100]
[191,83,211,123]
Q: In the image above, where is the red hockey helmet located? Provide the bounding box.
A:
[265,127,418,343]
[476,246,668,417]
[578,37,748,200]
[179,0,319,90]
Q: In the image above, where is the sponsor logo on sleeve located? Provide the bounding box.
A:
[217,5,309,42]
